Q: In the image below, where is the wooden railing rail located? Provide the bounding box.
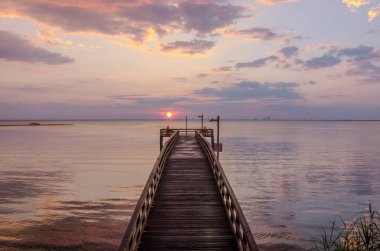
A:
[118,130,179,251]
[195,130,259,251]
[160,128,213,137]
[160,128,213,150]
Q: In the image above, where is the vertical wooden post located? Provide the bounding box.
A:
[209,116,220,159]
[198,114,204,129]
[211,132,215,150]
[216,115,220,159]
[185,116,188,136]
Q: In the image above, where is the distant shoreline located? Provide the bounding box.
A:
[0,123,73,127]
[1,119,380,123]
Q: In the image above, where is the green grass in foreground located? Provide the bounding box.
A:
[312,204,380,251]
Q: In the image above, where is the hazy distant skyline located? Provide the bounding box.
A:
[1,0,380,120]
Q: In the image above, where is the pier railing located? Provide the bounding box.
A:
[195,130,259,251]
[119,130,179,251]
[160,128,214,149]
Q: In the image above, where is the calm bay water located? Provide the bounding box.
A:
[0,120,379,250]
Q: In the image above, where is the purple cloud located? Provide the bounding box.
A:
[195,81,302,100]
[235,55,278,69]
[214,66,233,72]
[303,54,341,69]
[228,27,279,40]
[108,95,193,106]
[1,0,245,41]
[279,46,299,57]
[179,1,244,34]
[337,45,380,61]
[345,61,380,83]
[197,73,209,78]
[301,45,380,72]
[0,30,74,64]
[161,39,215,54]
[257,0,298,4]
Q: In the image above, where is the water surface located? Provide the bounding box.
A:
[1,120,379,250]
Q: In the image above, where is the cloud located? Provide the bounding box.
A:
[108,94,193,106]
[179,1,244,34]
[226,26,302,44]
[298,44,380,82]
[36,28,73,46]
[256,0,299,5]
[368,4,380,21]
[303,54,342,69]
[107,94,147,100]
[233,44,380,72]
[160,39,215,55]
[345,61,380,83]
[342,0,371,10]
[0,30,74,64]
[266,103,380,120]
[227,27,279,40]
[341,0,380,21]
[0,0,245,42]
[197,73,209,78]
[235,56,278,69]
[214,66,233,72]
[279,46,299,57]
[233,46,298,70]
[301,45,380,70]
[194,81,302,100]
[337,45,379,61]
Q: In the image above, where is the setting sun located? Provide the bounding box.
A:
[166,112,173,118]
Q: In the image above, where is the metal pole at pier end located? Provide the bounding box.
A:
[185,116,188,136]
[198,114,204,129]
[209,115,221,159]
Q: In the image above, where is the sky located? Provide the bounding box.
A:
[1,0,380,120]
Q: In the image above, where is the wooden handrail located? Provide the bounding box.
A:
[118,130,179,251]
[160,128,213,136]
[195,130,259,251]
[160,128,214,150]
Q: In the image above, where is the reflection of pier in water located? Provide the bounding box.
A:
[119,128,258,251]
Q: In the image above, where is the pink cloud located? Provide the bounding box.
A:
[161,39,215,55]
[0,30,74,64]
[256,0,298,5]
[0,0,245,42]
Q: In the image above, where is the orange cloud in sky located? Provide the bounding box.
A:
[341,0,380,21]
[342,0,371,10]
[37,28,73,46]
[256,0,298,5]
[368,5,380,21]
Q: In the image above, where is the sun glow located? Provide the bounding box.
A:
[166,112,173,118]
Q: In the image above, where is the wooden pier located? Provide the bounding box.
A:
[119,129,258,251]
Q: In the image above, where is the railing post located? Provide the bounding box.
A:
[216,115,220,159]
[209,116,220,158]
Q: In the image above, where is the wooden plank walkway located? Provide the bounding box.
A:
[138,135,239,251]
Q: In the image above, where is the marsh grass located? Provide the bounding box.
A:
[312,204,380,251]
